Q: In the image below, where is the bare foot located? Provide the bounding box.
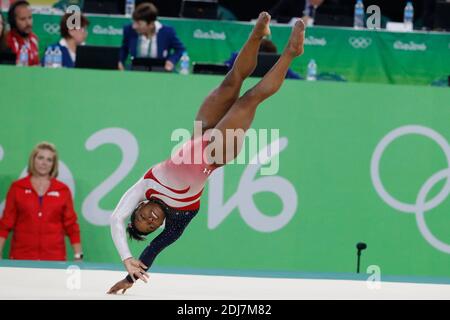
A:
[286,19,305,57]
[251,12,271,39]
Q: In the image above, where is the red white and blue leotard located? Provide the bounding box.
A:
[143,133,217,211]
[110,134,217,273]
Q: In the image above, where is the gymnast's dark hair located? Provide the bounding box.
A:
[126,204,150,241]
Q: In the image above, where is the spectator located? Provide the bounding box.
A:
[0,142,83,261]
[43,13,89,68]
[0,11,11,53]
[118,2,185,71]
[269,0,325,24]
[225,39,303,80]
[6,1,39,66]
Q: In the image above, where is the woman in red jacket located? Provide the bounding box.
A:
[0,142,83,261]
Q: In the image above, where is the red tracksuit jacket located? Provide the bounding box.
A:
[0,175,81,260]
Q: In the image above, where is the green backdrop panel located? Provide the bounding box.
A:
[1,66,450,280]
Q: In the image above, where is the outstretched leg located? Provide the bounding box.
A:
[195,12,271,132]
[210,19,306,166]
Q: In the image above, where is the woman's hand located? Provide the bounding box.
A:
[72,243,83,261]
[107,279,133,295]
[164,60,174,71]
[123,257,149,283]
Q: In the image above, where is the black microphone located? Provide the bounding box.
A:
[356,242,367,273]
[357,242,367,251]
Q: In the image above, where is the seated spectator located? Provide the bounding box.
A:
[6,1,40,66]
[43,13,89,68]
[118,2,185,71]
[0,142,83,261]
[225,39,303,80]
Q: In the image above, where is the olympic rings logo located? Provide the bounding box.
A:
[349,37,372,49]
[43,23,60,35]
[371,125,450,254]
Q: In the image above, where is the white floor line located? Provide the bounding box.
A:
[1,267,450,300]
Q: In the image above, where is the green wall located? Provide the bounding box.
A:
[1,66,450,279]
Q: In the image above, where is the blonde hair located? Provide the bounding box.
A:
[27,142,59,178]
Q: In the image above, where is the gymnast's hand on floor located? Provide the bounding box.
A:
[107,279,134,295]
[124,257,149,283]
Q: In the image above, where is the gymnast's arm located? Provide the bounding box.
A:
[110,178,147,262]
[124,213,194,283]
[107,178,152,294]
